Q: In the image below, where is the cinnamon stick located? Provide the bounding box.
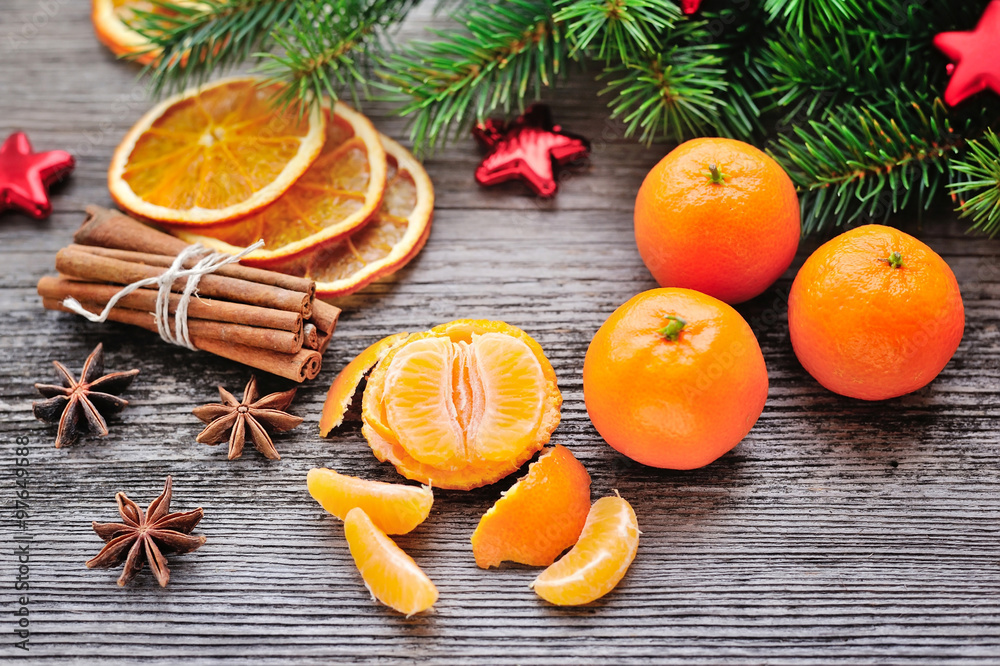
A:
[311,300,340,354]
[43,298,320,382]
[42,296,303,354]
[311,299,341,335]
[77,206,316,299]
[38,276,303,332]
[56,246,312,317]
[303,323,320,351]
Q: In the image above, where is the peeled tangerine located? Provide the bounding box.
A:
[307,468,432,535]
[472,445,591,568]
[344,507,438,616]
[531,495,639,606]
[322,320,562,491]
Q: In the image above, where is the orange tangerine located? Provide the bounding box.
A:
[472,445,591,568]
[259,134,435,297]
[174,102,389,265]
[108,77,326,225]
[344,507,438,616]
[531,495,639,606]
[354,319,562,490]
[307,468,432,535]
[319,332,411,436]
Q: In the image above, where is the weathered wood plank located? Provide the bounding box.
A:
[2,1,1000,665]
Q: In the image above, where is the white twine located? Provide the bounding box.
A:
[62,241,266,351]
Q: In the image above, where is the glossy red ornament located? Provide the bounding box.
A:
[0,132,74,220]
[933,0,1000,106]
[472,104,590,198]
[681,0,701,14]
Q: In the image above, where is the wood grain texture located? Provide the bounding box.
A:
[2,2,1000,664]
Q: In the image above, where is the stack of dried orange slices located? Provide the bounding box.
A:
[107,77,433,298]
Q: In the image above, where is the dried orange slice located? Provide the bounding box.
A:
[307,468,432,535]
[531,495,640,606]
[361,320,562,490]
[344,507,438,616]
[174,102,389,264]
[92,0,186,65]
[258,134,434,297]
[319,332,410,436]
[108,77,326,225]
[472,445,591,568]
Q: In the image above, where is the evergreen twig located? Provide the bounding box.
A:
[257,0,417,110]
[130,0,295,94]
[950,130,1000,236]
[599,20,726,144]
[379,0,565,153]
[768,94,967,233]
[552,0,679,63]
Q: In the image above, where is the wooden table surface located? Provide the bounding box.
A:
[3,2,1000,664]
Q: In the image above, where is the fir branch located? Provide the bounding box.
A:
[768,94,968,233]
[950,130,1000,236]
[599,20,727,144]
[552,0,679,63]
[762,0,896,34]
[257,0,417,110]
[380,0,565,153]
[757,29,933,126]
[130,0,296,95]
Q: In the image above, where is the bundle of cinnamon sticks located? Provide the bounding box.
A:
[38,206,339,383]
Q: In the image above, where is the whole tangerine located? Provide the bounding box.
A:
[583,288,768,470]
[634,137,800,304]
[788,225,964,400]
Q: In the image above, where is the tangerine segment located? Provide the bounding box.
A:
[307,468,432,535]
[343,507,438,616]
[260,134,434,297]
[108,77,326,225]
[174,103,388,264]
[319,332,411,436]
[531,496,639,606]
[472,445,592,569]
[362,320,562,490]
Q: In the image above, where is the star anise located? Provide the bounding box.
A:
[193,375,302,460]
[32,343,139,448]
[86,476,206,588]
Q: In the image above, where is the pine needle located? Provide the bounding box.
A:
[950,130,1000,236]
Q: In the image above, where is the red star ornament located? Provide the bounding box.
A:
[472,105,590,198]
[0,132,75,220]
[681,0,702,14]
[933,0,1000,106]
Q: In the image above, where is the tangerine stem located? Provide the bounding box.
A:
[886,251,904,268]
[657,316,686,341]
[706,163,726,184]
